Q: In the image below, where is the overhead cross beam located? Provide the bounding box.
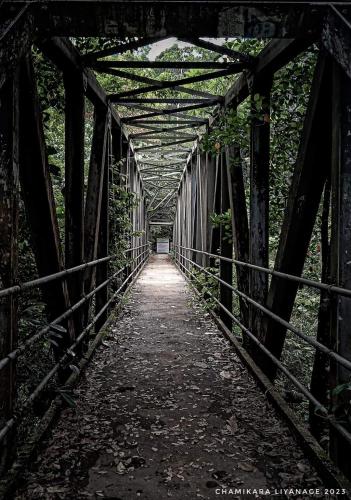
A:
[115,98,223,104]
[133,133,197,140]
[135,138,196,152]
[91,60,245,70]
[148,190,178,212]
[138,160,185,168]
[149,221,173,226]
[142,170,183,176]
[82,36,169,62]
[138,154,189,162]
[143,172,181,181]
[178,37,256,65]
[106,68,236,100]
[130,124,200,138]
[122,101,217,122]
[118,102,207,122]
[129,122,201,132]
[130,119,207,125]
[95,66,218,99]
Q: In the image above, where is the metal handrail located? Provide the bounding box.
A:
[174,253,351,448]
[0,243,149,299]
[176,244,351,298]
[0,248,149,443]
[175,247,351,373]
[0,245,150,371]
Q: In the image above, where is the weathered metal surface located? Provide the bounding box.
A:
[84,106,108,298]
[225,144,250,337]
[219,153,233,330]
[64,72,85,337]
[178,36,255,63]
[91,60,244,70]
[2,1,322,38]
[329,58,351,480]
[322,6,351,80]
[249,79,271,343]
[262,54,332,380]
[0,72,19,474]
[39,37,123,129]
[95,130,110,332]
[122,102,218,122]
[107,69,222,100]
[0,6,33,91]
[18,55,75,347]
[224,38,314,108]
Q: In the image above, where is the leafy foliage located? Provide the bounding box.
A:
[190,266,219,311]
[210,209,232,244]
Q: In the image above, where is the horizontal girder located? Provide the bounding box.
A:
[2,2,323,38]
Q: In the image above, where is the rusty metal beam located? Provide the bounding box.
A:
[84,106,108,299]
[18,55,75,351]
[2,2,322,38]
[82,35,168,62]
[223,38,315,109]
[0,70,19,474]
[262,53,332,380]
[64,72,85,336]
[122,101,217,122]
[178,36,255,64]
[107,68,236,100]
[92,60,244,70]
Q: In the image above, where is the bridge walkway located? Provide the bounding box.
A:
[15,255,322,500]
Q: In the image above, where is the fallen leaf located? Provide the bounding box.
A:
[227,415,238,434]
[237,462,256,472]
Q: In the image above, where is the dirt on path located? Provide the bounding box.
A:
[15,255,323,500]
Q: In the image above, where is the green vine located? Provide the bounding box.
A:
[109,161,144,272]
[210,210,233,245]
[201,96,268,156]
[191,266,219,311]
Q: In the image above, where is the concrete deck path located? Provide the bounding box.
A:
[16,255,322,500]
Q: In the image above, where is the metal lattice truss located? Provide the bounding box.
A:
[84,37,253,223]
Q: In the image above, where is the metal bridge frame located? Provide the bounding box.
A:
[1,0,351,493]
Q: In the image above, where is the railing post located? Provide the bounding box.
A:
[197,152,208,268]
[0,72,19,473]
[225,144,250,342]
[124,145,132,282]
[309,178,331,441]
[206,152,216,268]
[219,152,233,329]
[185,165,192,271]
[110,124,122,247]
[194,150,206,267]
[95,123,110,332]
[64,72,85,337]
[249,78,271,347]
[84,103,108,324]
[210,154,221,257]
[329,59,351,480]
[262,54,331,380]
[18,55,74,355]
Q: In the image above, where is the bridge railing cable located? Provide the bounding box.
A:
[0,243,150,443]
[177,245,351,298]
[173,244,351,448]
